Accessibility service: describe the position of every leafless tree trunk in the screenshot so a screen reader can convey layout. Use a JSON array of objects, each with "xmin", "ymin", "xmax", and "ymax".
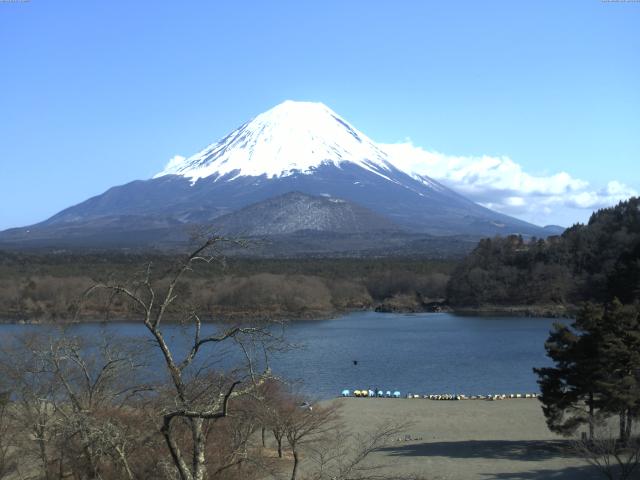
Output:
[
  {"xmin": 282, "ymin": 401, "xmax": 338, "ymax": 480},
  {"xmin": 0, "ymin": 390, "xmax": 17, "ymax": 480},
  {"xmin": 1, "ymin": 334, "xmax": 59, "ymax": 479},
  {"xmin": 0, "ymin": 331, "xmax": 150, "ymax": 480},
  {"xmin": 306, "ymin": 421, "xmax": 414, "ymax": 480},
  {"xmin": 273, "ymin": 428, "xmax": 285, "ymax": 458},
  {"xmin": 291, "ymin": 449, "xmax": 301, "ymax": 480},
  {"xmin": 84, "ymin": 235, "xmax": 276, "ymax": 480}
]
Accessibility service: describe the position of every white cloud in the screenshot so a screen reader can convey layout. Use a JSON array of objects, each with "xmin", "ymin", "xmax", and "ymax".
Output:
[
  {"xmin": 153, "ymin": 155, "xmax": 185, "ymax": 178},
  {"xmin": 380, "ymin": 141, "xmax": 637, "ymax": 227}
]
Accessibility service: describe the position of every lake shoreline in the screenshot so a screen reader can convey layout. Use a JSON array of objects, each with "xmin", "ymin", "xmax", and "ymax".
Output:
[
  {"xmin": 0, "ymin": 302, "xmax": 576, "ymax": 324},
  {"xmin": 451, "ymin": 303, "xmax": 577, "ymax": 319}
]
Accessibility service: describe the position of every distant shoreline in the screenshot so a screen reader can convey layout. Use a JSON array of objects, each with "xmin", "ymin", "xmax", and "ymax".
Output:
[
  {"xmin": 451, "ymin": 304, "xmax": 576, "ymax": 319},
  {"xmin": 0, "ymin": 303, "xmax": 576, "ymax": 325}
]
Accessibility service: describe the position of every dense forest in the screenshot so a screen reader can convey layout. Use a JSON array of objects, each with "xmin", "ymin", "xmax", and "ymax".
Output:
[
  {"xmin": 0, "ymin": 252, "xmax": 455, "ymax": 321},
  {"xmin": 448, "ymin": 197, "xmax": 640, "ymax": 311}
]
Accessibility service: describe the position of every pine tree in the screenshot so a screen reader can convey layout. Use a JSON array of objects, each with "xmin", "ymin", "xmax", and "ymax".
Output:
[
  {"xmin": 534, "ymin": 303, "xmax": 603, "ymax": 439},
  {"xmin": 595, "ymin": 299, "xmax": 640, "ymax": 444},
  {"xmin": 535, "ymin": 300, "xmax": 640, "ymax": 443}
]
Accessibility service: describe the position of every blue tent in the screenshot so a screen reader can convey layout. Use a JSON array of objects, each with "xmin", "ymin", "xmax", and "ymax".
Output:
[
  {"xmin": 393, "ymin": 390, "xmax": 401, "ymax": 398},
  {"xmin": 341, "ymin": 389, "xmax": 350, "ymax": 397}
]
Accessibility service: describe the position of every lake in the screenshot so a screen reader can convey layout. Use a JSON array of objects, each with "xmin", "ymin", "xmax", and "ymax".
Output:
[{"xmin": 0, "ymin": 312, "xmax": 564, "ymax": 399}]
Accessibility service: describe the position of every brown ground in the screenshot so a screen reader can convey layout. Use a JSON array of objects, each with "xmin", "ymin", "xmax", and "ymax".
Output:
[{"xmin": 325, "ymin": 397, "xmax": 601, "ymax": 480}]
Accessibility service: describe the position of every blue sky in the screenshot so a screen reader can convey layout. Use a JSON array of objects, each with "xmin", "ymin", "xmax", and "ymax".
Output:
[{"xmin": 0, "ymin": 0, "xmax": 638, "ymax": 229}]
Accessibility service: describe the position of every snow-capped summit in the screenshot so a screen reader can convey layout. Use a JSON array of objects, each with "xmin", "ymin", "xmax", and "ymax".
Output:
[
  {"xmin": 154, "ymin": 100, "xmax": 394, "ymax": 182},
  {"xmin": 0, "ymin": 100, "xmax": 554, "ymax": 250}
]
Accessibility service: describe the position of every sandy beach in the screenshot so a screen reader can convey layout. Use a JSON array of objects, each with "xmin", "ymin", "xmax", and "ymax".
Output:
[{"xmin": 326, "ymin": 397, "xmax": 600, "ymax": 480}]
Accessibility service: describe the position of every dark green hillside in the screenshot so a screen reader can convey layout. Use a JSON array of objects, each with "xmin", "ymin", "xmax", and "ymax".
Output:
[{"xmin": 447, "ymin": 197, "xmax": 640, "ymax": 309}]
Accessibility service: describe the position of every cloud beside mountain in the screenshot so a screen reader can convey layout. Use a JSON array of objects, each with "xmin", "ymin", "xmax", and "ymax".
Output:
[{"xmin": 381, "ymin": 141, "xmax": 638, "ymax": 227}]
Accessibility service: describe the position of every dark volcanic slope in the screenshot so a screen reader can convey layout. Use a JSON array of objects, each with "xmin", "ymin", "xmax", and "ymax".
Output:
[
  {"xmin": 0, "ymin": 162, "xmax": 548, "ymax": 242},
  {"xmin": 211, "ymin": 191, "xmax": 401, "ymax": 236}
]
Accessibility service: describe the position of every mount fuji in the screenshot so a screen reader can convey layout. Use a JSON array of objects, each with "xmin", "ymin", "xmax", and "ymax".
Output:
[{"xmin": 0, "ymin": 101, "xmax": 556, "ymax": 252}]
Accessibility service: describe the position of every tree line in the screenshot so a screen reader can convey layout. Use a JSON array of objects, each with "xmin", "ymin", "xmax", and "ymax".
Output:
[
  {"xmin": 0, "ymin": 254, "xmax": 453, "ymax": 322},
  {"xmin": 448, "ymin": 197, "xmax": 640, "ymax": 309}
]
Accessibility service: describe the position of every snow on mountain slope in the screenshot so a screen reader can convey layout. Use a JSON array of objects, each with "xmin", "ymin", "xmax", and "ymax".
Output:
[
  {"xmin": 210, "ymin": 191, "xmax": 400, "ymax": 236},
  {"xmin": 155, "ymin": 100, "xmax": 395, "ymax": 183},
  {"xmin": 0, "ymin": 99, "xmax": 554, "ymax": 250}
]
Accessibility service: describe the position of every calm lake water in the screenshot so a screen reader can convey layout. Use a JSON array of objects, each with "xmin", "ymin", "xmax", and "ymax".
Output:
[{"xmin": 0, "ymin": 312, "xmax": 564, "ymax": 399}]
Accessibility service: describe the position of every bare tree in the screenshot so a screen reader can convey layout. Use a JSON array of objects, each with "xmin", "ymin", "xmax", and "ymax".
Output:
[
  {"xmin": 1, "ymin": 333, "xmax": 63, "ymax": 480},
  {"xmin": 250, "ymin": 379, "xmax": 291, "ymax": 458},
  {"xmin": 203, "ymin": 404, "xmax": 260, "ymax": 477},
  {"xmin": 84, "ymin": 235, "xmax": 276, "ymax": 480},
  {"xmin": 0, "ymin": 388, "xmax": 17, "ymax": 479},
  {"xmin": 282, "ymin": 400, "xmax": 338, "ymax": 480},
  {"xmin": 573, "ymin": 422, "xmax": 640, "ymax": 480},
  {"xmin": 0, "ymin": 331, "xmax": 152, "ymax": 480},
  {"xmin": 306, "ymin": 421, "xmax": 414, "ymax": 480},
  {"xmin": 48, "ymin": 335, "xmax": 150, "ymax": 479}
]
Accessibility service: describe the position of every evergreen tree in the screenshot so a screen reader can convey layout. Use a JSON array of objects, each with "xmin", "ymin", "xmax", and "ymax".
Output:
[
  {"xmin": 448, "ymin": 197, "xmax": 640, "ymax": 308},
  {"xmin": 534, "ymin": 303, "xmax": 603, "ymax": 439},
  {"xmin": 535, "ymin": 300, "xmax": 640, "ymax": 443},
  {"xmin": 595, "ymin": 300, "xmax": 640, "ymax": 444}
]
